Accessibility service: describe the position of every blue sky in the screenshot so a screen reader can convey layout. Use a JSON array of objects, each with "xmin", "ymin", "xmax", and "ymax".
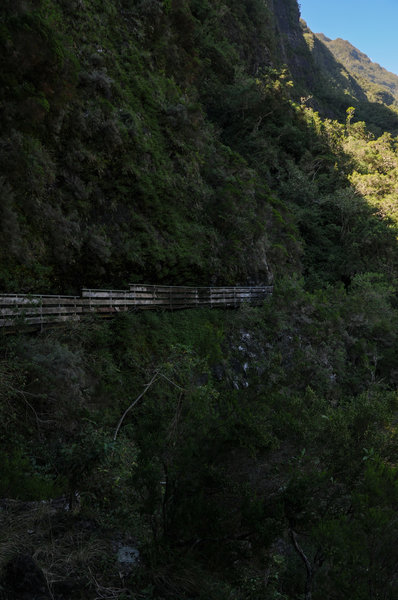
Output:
[{"xmin": 299, "ymin": 0, "xmax": 398, "ymax": 75}]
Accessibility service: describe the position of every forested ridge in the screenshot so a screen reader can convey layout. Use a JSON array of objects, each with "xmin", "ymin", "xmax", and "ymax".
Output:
[
  {"xmin": 1, "ymin": 1, "xmax": 398, "ymax": 598},
  {"xmin": 316, "ymin": 32, "xmax": 398, "ymax": 106}
]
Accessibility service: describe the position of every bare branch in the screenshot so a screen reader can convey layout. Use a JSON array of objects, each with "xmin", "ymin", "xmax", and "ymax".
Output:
[
  {"xmin": 113, "ymin": 371, "xmax": 188, "ymax": 442},
  {"xmin": 113, "ymin": 372, "xmax": 159, "ymax": 441},
  {"xmin": 289, "ymin": 529, "xmax": 313, "ymax": 600},
  {"xmin": 157, "ymin": 372, "xmax": 186, "ymax": 391}
]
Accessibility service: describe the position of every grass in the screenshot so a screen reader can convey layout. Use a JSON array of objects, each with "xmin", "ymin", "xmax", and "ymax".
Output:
[{"xmin": 0, "ymin": 498, "xmax": 126, "ymax": 599}]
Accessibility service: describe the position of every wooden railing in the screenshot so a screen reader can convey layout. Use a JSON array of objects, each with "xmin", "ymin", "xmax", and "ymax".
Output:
[{"xmin": 0, "ymin": 284, "xmax": 273, "ymax": 329}]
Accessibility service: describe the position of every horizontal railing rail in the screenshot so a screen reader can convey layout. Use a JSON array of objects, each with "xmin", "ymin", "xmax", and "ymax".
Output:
[{"xmin": 0, "ymin": 284, "xmax": 273, "ymax": 329}]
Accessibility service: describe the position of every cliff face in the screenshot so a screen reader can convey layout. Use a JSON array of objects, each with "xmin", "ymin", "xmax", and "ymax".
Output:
[
  {"xmin": 270, "ymin": 0, "xmax": 315, "ymax": 88},
  {"xmin": 267, "ymin": 3, "xmax": 398, "ymax": 131}
]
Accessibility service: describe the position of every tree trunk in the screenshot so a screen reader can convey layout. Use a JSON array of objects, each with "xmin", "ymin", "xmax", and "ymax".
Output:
[{"xmin": 289, "ymin": 529, "xmax": 313, "ymax": 600}]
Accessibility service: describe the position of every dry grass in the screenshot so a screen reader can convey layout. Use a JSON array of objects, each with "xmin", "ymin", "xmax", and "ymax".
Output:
[
  {"xmin": 0, "ymin": 499, "xmax": 53, "ymax": 566},
  {"xmin": 0, "ymin": 499, "xmax": 126, "ymax": 599}
]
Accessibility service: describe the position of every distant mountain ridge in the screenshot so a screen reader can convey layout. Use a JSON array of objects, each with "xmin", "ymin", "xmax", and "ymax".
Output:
[
  {"xmin": 315, "ymin": 33, "xmax": 398, "ymax": 105},
  {"xmin": 295, "ymin": 20, "xmax": 398, "ymax": 134}
]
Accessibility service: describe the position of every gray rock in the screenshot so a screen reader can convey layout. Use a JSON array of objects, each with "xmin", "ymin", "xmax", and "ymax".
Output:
[
  {"xmin": 116, "ymin": 545, "xmax": 140, "ymax": 575},
  {"xmin": 117, "ymin": 546, "xmax": 139, "ymax": 566}
]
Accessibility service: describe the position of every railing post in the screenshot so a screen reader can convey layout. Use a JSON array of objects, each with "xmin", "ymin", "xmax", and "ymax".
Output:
[{"xmin": 131, "ymin": 285, "xmax": 136, "ymax": 308}]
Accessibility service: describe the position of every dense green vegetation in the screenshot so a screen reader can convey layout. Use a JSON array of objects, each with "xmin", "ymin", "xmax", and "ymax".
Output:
[
  {"xmin": 1, "ymin": 1, "xmax": 398, "ymax": 599},
  {"xmin": 301, "ymin": 22, "xmax": 398, "ymax": 135},
  {"xmin": 2, "ymin": 280, "xmax": 398, "ymax": 599},
  {"xmin": 317, "ymin": 33, "xmax": 398, "ymax": 105},
  {"xmin": 0, "ymin": 0, "xmax": 281, "ymax": 291}
]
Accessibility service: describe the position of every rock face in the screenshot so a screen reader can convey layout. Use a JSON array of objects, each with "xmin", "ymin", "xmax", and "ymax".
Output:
[
  {"xmin": 1, "ymin": 554, "xmax": 51, "ymax": 600},
  {"xmin": 271, "ymin": 0, "xmax": 315, "ymax": 87}
]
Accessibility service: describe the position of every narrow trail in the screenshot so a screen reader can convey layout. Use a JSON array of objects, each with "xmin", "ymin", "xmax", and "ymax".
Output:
[{"xmin": 0, "ymin": 283, "xmax": 273, "ymax": 330}]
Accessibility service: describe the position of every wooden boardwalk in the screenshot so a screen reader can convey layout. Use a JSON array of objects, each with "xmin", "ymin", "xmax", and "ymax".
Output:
[{"xmin": 0, "ymin": 284, "xmax": 273, "ymax": 329}]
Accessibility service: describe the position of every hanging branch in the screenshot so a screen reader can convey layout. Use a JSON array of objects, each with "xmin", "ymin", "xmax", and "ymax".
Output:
[
  {"xmin": 289, "ymin": 529, "xmax": 314, "ymax": 600},
  {"xmin": 113, "ymin": 372, "xmax": 159, "ymax": 441},
  {"xmin": 113, "ymin": 371, "xmax": 187, "ymax": 442}
]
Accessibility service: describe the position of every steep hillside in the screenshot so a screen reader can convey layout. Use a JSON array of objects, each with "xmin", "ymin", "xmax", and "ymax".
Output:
[
  {"xmin": 0, "ymin": 0, "xmax": 283, "ymax": 292},
  {"xmin": 1, "ymin": 0, "xmax": 397, "ymax": 294},
  {"xmin": 2, "ymin": 2, "xmax": 398, "ymax": 600},
  {"xmin": 317, "ymin": 33, "xmax": 398, "ymax": 105},
  {"xmin": 301, "ymin": 22, "xmax": 398, "ymax": 134}
]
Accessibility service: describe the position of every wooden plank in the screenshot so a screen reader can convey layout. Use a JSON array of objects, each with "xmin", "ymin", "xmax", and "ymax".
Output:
[
  {"xmin": 127, "ymin": 286, "xmax": 157, "ymax": 294},
  {"xmin": 0, "ymin": 306, "xmax": 83, "ymax": 317},
  {"xmin": 164, "ymin": 292, "xmax": 199, "ymax": 297},
  {"xmin": 81, "ymin": 291, "xmax": 128, "ymax": 298},
  {"xmin": 0, "ymin": 296, "xmax": 81, "ymax": 306},
  {"xmin": 82, "ymin": 288, "xmax": 130, "ymax": 293},
  {"xmin": 208, "ymin": 294, "xmax": 242, "ymax": 299},
  {"xmin": 2, "ymin": 304, "xmax": 83, "ymax": 313},
  {"xmin": 0, "ymin": 294, "xmax": 78, "ymax": 299},
  {"xmin": 81, "ymin": 298, "xmax": 152, "ymax": 306},
  {"xmin": 83, "ymin": 292, "xmax": 155, "ymax": 300},
  {"xmin": 167, "ymin": 294, "xmax": 202, "ymax": 298},
  {"xmin": 156, "ymin": 286, "xmax": 198, "ymax": 290},
  {"xmin": 0, "ymin": 315, "xmax": 81, "ymax": 326},
  {"xmin": 129, "ymin": 285, "xmax": 190, "ymax": 291}
]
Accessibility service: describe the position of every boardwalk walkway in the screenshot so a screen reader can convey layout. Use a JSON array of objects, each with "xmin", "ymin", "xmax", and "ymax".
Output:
[{"xmin": 0, "ymin": 284, "xmax": 273, "ymax": 329}]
